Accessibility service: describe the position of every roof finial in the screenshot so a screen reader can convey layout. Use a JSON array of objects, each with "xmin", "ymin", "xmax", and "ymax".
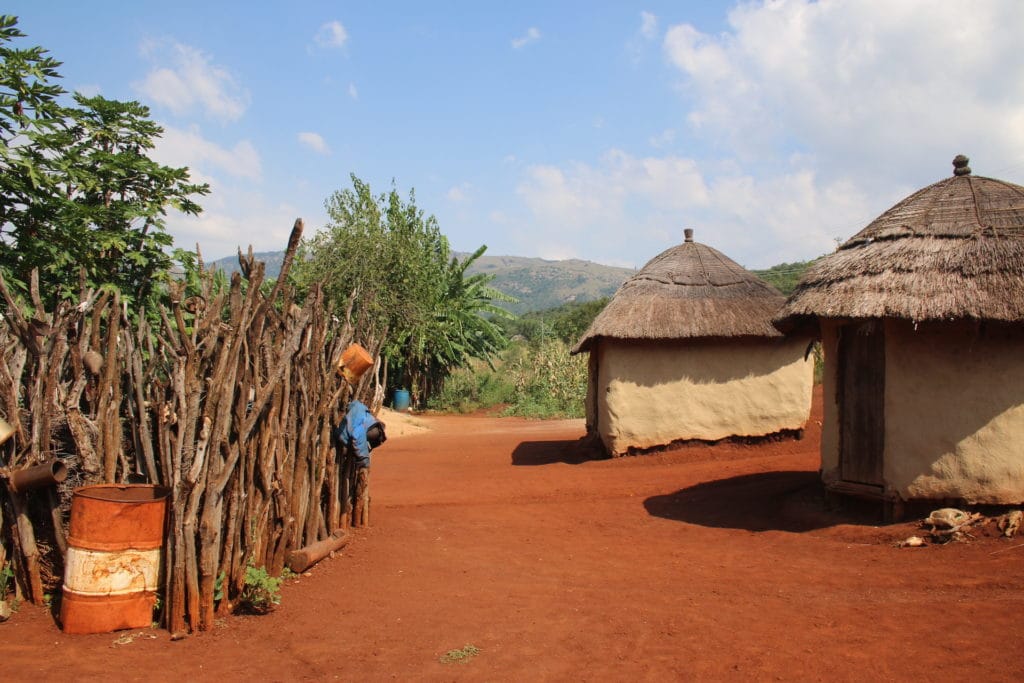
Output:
[
  {"xmin": 684, "ymin": 228, "xmax": 694, "ymax": 243},
  {"xmin": 953, "ymin": 154, "xmax": 971, "ymax": 177}
]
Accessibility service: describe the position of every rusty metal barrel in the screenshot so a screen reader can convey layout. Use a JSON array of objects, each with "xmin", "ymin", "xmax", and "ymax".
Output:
[{"xmin": 60, "ymin": 484, "xmax": 170, "ymax": 634}]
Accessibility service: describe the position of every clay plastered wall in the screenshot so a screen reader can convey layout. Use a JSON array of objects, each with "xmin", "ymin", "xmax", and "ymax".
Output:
[
  {"xmin": 595, "ymin": 338, "xmax": 813, "ymax": 455},
  {"xmin": 883, "ymin": 320, "xmax": 1024, "ymax": 504}
]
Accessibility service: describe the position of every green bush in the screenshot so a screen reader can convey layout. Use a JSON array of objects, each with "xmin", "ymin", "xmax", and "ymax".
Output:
[
  {"xmin": 502, "ymin": 339, "xmax": 586, "ymax": 418},
  {"xmin": 428, "ymin": 359, "xmax": 516, "ymax": 413},
  {"xmin": 238, "ymin": 564, "xmax": 284, "ymax": 614},
  {"xmin": 429, "ymin": 339, "xmax": 586, "ymax": 418}
]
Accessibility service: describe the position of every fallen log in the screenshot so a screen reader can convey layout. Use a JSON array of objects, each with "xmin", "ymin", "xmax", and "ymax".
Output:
[{"xmin": 286, "ymin": 529, "xmax": 349, "ymax": 573}]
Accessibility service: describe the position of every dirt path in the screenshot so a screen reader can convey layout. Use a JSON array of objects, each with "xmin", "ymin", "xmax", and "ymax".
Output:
[{"xmin": 3, "ymin": 390, "xmax": 1023, "ymax": 681}]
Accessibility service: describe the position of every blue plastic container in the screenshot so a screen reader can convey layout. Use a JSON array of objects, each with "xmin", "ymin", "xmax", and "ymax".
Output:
[{"xmin": 393, "ymin": 388, "xmax": 411, "ymax": 412}]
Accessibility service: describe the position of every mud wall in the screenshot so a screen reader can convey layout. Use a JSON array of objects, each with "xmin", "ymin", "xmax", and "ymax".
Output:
[
  {"xmin": 885, "ymin": 320, "xmax": 1024, "ymax": 503},
  {"xmin": 820, "ymin": 319, "xmax": 1024, "ymax": 504},
  {"xmin": 593, "ymin": 337, "xmax": 813, "ymax": 455}
]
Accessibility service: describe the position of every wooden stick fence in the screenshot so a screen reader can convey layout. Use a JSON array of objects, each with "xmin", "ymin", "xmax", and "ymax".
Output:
[{"xmin": 0, "ymin": 219, "xmax": 380, "ymax": 632}]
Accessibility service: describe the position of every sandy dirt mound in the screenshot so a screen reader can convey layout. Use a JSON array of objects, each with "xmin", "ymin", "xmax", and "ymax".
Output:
[{"xmin": 375, "ymin": 407, "xmax": 430, "ymax": 438}]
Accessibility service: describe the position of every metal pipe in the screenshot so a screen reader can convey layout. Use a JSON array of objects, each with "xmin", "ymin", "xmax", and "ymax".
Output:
[{"xmin": 9, "ymin": 460, "xmax": 68, "ymax": 493}]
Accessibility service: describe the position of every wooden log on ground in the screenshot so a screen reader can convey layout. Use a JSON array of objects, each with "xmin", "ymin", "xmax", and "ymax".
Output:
[{"xmin": 286, "ymin": 529, "xmax": 349, "ymax": 573}]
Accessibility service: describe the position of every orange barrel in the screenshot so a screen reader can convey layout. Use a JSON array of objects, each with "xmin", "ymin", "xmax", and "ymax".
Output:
[
  {"xmin": 336, "ymin": 343, "xmax": 374, "ymax": 383},
  {"xmin": 60, "ymin": 484, "xmax": 170, "ymax": 634}
]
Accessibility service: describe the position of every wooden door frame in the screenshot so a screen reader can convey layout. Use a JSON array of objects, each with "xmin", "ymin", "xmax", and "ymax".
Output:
[{"xmin": 836, "ymin": 321, "xmax": 886, "ymax": 487}]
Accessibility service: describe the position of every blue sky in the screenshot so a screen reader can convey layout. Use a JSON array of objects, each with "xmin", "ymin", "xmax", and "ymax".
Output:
[{"xmin": 8, "ymin": 1, "xmax": 1024, "ymax": 268}]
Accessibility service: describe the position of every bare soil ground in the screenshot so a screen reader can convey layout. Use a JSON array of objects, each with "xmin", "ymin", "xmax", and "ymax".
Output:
[{"xmin": 3, "ymin": 388, "xmax": 1023, "ymax": 681}]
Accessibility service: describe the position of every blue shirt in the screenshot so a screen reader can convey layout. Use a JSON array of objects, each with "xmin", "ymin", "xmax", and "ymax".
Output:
[{"xmin": 336, "ymin": 400, "xmax": 379, "ymax": 468}]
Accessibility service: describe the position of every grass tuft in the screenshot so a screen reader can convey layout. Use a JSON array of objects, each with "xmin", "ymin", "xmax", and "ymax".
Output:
[{"xmin": 439, "ymin": 644, "xmax": 481, "ymax": 664}]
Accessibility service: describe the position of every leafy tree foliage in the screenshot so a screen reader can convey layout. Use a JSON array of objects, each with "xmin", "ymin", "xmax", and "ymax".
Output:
[
  {"xmin": 0, "ymin": 16, "xmax": 208, "ymax": 310},
  {"xmin": 751, "ymin": 260, "xmax": 815, "ymax": 296},
  {"xmin": 294, "ymin": 175, "xmax": 511, "ymax": 404},
  {"xmin": 499, "ymin": 296, "xmax": 609, "ymax": 346}
]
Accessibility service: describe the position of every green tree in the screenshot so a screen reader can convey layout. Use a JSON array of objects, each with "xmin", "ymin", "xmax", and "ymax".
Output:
[
  {"xmin": 418, "ymin": 246, "xmax": 515, "ymax": 397},
  {"xmin": 499, "ymin": 296, "xmax": 608, "ymax": 346},
  {"xmin": 0, "ymin": 16, "xmax": 208, "ymax": 310},
  {"xmin": 295, "ymin": 175, "xmax": 510, "ymax": 404},
  {"xmin": 751, "ymin": 260, "xmax": 815, "ymax": 296},
  {"xmin": 0, "ymin": 15, "xmax": 66, "ymax": 268}
]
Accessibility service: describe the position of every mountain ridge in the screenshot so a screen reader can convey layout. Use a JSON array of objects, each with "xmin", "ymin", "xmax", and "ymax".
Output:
[
  {"xmin": 207, "ymin": 250, "xmax": 635, "ymax": 314},
  {"xmin": 206, "ymin": 249, "xmax": 815, "ymax": 313}
]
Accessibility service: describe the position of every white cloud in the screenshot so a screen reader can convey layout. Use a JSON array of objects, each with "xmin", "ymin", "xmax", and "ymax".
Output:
[
  {"xmin": 514, "ymin": 150, "xmax": 715, "ymax": 262},
  {"xmin": 135, "ymin": 43, "xmax": 249, "ymax": 122},
  {"xmin": 648, "ymin": 129, "xmax": 676, "ymax": 149},
  {"xmin": 627, "ymin": 11, "xmax": 660, "ymax": 63},
  {"xmin": 640, "ymin": 11, "xmax": 658, "ymax": 40},
  {"xmin": 348, "ymin": 83, "xmax": 358, "ymax": 100},
  {"xmin": 519, "ymin": 150, "xmax": 709, "ymax": 220},
  {"xmin": 148, "ymin": 126, "xmax": 305, "ymax": 259},
  {"xmin": 662, "ymin": 0, "xmax": 1024, "ymax": 188},
  {"xmin": 512, "ymin": 148, "xmax": 878, "ymax": 268},
  {"xmin": 75, "ymin": 84, "xmax": 102, "ymax": 97},
  {"xmin": 490, "ymin": 0, "xmax": 1024, "ymax": 268},
  {"xmin": 315, "ymin": 21, "xmax": 348, "ymax": 48},
  {"xmin": 154, "ymin": 125, "xmax": 262, "ymax": 181},
  {"xmin": 297, "ymin": 131, "xmax": 331, "ymax": 155},
  {"xmin": 511, "ymin": 27, "xmax": 541, "ymax": 49},
  {"xmin": 167, "ymin": 190, "xmax": 307, "ymax": 261},
  {"xmin": 446, "ymin": 183, "xmax": 471, "ymax": 202}
]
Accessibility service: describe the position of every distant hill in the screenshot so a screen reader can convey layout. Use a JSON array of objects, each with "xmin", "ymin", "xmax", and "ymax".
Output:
[
  {"xmin": 750, "ymin": 260, "xmax": 816, "ymax": 296},
  {"xmin": 208, "ymin": 250, "xmax": 287, "ymax": 280},
  {"xmin": 459, "ymin": 253, "xmax": 633, "ymax": 314},
  {"xmin": 207, "ymin": 249, "xmax": 815, "ymax": 313},
  {"xmin": 208, "ymin": 250, "xmax": 634, "ymax": 314}
]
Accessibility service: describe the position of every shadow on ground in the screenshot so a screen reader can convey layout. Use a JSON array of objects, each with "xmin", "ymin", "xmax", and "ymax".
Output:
[
  {"xmin": 644, "ymin": 470, "xmax": 886, "ymax": 532},
  {"xmin": 511, "ymin": 438, "xmax": 606, "ymax": 466}
]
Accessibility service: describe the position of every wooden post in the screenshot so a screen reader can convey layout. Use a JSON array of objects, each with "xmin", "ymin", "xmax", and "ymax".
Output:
[{"xmin": 353, "ymin": 467, "xmax": 370, "ymax": 528}]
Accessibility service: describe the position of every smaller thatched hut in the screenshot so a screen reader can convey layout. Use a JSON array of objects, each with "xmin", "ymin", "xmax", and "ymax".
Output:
[
  {"xmin": 573, "ymin": 229, "xmax": 813, "ymax": 456},
  {"xmin": 776, "ymin": 155, "xmax": 1024, "ymax": 510}
]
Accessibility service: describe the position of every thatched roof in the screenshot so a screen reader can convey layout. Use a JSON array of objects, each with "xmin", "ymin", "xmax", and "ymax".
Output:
[
  {"xmin": 776, "ymin": 156, "xmax": 1024, "ymax": 332},
  {"xmin": 572, "ymin": 229, "xmax": 786, "ymax": 354}
]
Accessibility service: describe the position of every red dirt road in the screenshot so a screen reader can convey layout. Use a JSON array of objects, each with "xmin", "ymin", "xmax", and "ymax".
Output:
[{"xmin": 3, "ymin": 389, "xmax": 1023, "ymax": 681}]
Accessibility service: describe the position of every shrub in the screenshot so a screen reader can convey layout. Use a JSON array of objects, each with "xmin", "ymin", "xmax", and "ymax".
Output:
[
  {"xmin": 428, "ymin": 360, "xmax": 515, "ymax": 413},
  {"xmin": 237, "ymin": 564, "xmax": 284, "ymax": 614},
  {"xmin": 502, "ymin": 339, "xmax": 586, "ymax": 419},
  {"xmin": 428, "ymin": 339, "xmax": 586, "ymax": 418}
]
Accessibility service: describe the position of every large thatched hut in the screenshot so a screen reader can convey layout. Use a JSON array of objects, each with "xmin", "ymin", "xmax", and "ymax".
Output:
[
  {"xmin": 776, "ymin": 156, "xmax": 1024, "ymax": 509},
  {"xmin": 572, "ymin": 229, "xmax": 813, "ymax": 456}
]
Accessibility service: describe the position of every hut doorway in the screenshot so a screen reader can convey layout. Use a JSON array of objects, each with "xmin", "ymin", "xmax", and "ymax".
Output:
[{"xmin": 837, "ymin": 322, "xmax": 885, "ymax": 486}]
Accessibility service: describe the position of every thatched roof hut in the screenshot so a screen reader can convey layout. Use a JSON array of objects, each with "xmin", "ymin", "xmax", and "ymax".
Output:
[
  {"xmin": 778, "ymin": 155, "xmax": 1024, "ymax": 330},
  {"xmin": 776, "ymin": 156, "xmax": 1024, "ymax": 511},
  {"xmin": 574, "ymin": 229, "xmax": 813, "ymax": 456},
  {"xmin": 574, "ymin": 230, "xmax": 788, "ymax": 350}
]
